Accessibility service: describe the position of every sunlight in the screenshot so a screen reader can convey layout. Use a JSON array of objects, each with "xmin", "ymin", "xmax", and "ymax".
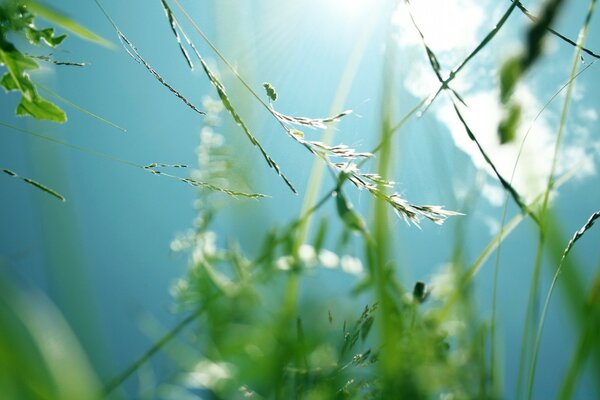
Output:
[{"xmin": 328, "ymin": 0, "xmax": 373, "ymax": 21}]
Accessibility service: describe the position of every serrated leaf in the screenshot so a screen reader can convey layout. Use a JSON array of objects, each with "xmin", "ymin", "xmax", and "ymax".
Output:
[
  {"xmin": 25, "ymin": 26, "xmax": 67, "ymax": 47},
  {"xmin": 17, "ymin": 95, "xmax": 67, "ymax": 123},
  {"xmin": 263, "ymin": 82, "xmax": 277, "ymax": 102}
]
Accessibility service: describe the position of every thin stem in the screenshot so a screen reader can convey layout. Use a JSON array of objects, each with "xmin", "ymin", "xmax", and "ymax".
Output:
[
  {"xmin": 102, "ymin": 304, "xmax": 210, "ymax": 396},
  {"xmin": 523, "ymin": 2, "xmax": 596, "ymax": 398}
]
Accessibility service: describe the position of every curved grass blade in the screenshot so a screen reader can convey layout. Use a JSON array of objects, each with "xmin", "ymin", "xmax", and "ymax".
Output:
[
  {"xmin": 2, "ymin": 168, "xmax": 65, "ymax": 201},
  {"xmin": 440, "ymin": 165, "xmax": 579, "ymax": 319},
  {"xmin": 103, "ymin": 303, "xmax": 213, "ymax": 396},
  {"xmin": 450, "ymin": 98, "xmax": 540, "ymax": 225},
  {"xmin": 513, "ymin": 0, "xmax": 600, "ymax": 60},
  {"xmin": 159, "ymin": 0, "xmax": 193, "ymax": 69},
  {"xmin": 528, "ymin": 211, "xmax": 600, "ymax": 398},
  {"xmin": 522, "ymin": 2, "xmax": 596, "ymax": 395},
  {"xmin": 93, "ymin": 0, "xmax": 205, "ymax": 116}
]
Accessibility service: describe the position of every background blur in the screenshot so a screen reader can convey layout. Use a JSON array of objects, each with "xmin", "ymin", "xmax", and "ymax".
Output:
[{"xmin": 1, "ymin": 0, "xmax": 599, "ymax": 398}]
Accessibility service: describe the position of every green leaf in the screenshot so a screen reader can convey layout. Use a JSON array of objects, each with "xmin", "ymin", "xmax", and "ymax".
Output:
[
  {"xmin": 0, "ymin": 45, "xmax": 39, "ymax": 71},
  {"xmin": 17, "ymin": 95, "xmax": 67, "ymax": 123},
  {"xmin": 335, "ymin": 190, "xmax": 366, "ymax": 232},
  {"xmin": 498, "ymin": 103, "xmax": 521, "ymax": 144},
  {"xmin": 263, "ymin": 82, "xmax": 277, "ymax": 102},
  {"xmin": 25, "ymin": 1, "xmax": 113, "ymax": 48},
  {"xmin": 0, "ymin": 73, "xmax": 19, "ymax": 92},
  {"xmin": 25, "ymin": 26, "xmax": 67, "ymax": 47},
  {"xmin": 499, "ymin": 56, "xmax": 522, "ymax": 103}
]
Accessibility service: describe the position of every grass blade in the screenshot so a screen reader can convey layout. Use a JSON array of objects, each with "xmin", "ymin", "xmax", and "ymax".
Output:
[
  {"xmin": 158, "ymin": 0, "xmax": 193, "ymax": 69},
  {"xmin": 514, "ymin": 0, "xmax": 600, "ymax": 60},
  {"xmin": 35, "ymin": 81, "xmax": 127, "ymax": 133}
]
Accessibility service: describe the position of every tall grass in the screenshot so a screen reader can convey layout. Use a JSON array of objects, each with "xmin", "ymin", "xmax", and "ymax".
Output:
[{"xmin": 1, "ymin": 0, "xmax": 599, "ymax": 399}]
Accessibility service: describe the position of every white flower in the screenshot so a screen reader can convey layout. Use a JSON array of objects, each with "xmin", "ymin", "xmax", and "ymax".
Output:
[
  {"xmin": 341, "ymin": 255, "xmax": 363, "ymax": 275},
  {"xmin": 299, "ymin": 244, "xmax": 317, "ymax": 265},
  {"xmin": 276, "ymin": 256, "xmax": 293, "ymax": 271},
  {"xmin": 430, "ymin": 264, "xmax": 456, "ymax": 300},
  {"xmin": 318, "ymin": 249, "xmax": 339, "ymax": 268},
  {"xmin": 185, "ymin": 360, "xmax": 232, "ymax": 389}
]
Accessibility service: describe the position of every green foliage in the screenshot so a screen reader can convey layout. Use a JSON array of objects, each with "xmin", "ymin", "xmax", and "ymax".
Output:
[
  {"xmin": 0, "ymin": 1, "xmax": 108, "ymax": 123},
  {"xmin": 0, "ymin": 276, "xmax": 100, "ymax": 399},
  {"xmin": 263, "ymin": 81, "xmax": 278, "ymax": 102},
  {"xmin": 0, "ymin": 2, "xmax": 65, "ymax": 122}
]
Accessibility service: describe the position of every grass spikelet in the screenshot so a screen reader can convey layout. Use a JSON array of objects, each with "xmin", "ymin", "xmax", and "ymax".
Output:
[
  {"xmin": 156, "ymin": 0, "xmax": 297, "ymax": 193},
  {"xmin": 28, "ymin": 54, "xmax": 87, "ymax": 67},
  {"xmin": 143, "ymin": 164, "xmax": 266, "ymax": 199},
  {"xmin": 93, "ymin": 0, "xmax": 205, "ymax": 116},
  {"xmin": 272, "ymin": 109, "xmax": 352, "ymax": 130},
  {"xmin": 562, "ymin": 211, "xmax": 600, "ymax": 260},
  {"xmin": 308, "ymin": 141, "xmax": 372, "ymax": 160},
  {"xmin": 335, "ymin": 163, "xmax": 460, "ymax": 227},
  {"xmin": 2, "ymin": 168, "xmax": 65, "ymax": 201},
  {"xmin": 166, "ymin": 0, "xmax": 458, "ymax": 227},
  {"xmin": 197, "ymin": 58, "xmax": 297, "ymax": 194},
  {"xmin": 159, "ymin": 0, "xmax": 193, "ymax": 69}
]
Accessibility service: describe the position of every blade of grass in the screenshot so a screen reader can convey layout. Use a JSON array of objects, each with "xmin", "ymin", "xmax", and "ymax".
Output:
[
  {"xmin": 34, "ymin": 81, "xmax": 127, "ymax": 133},
  {"xmin": 513, "ymin": 0, "xmax": 600, "ymax": 60},
  {"xmin": 0, "ymin": 120, "xmax": 264, "ymax": 198},
  {"xmin": 440, "ymin": 165, "xmax": 580, "ymax": 319},
  {"xmin": 450, "ymin": 99, "xmax": 540, "ymax": 225},
  {"xmin": 521, "ymin": 1, "xmax": 595, "ymax": 397},
  {"xmin": 103, "ymin": 303, "xmax": 211, "ymax": 396},
  {"xmin": 528, "ymin": 211, "xmax": 600, "ymax": 398},
  {"xmin": 558, "ymin": 259, "xmax": 600, "ymax": 399},
  {"xmin": 489, "ymin": 57, "xmax": 595, "ymax": 396}
]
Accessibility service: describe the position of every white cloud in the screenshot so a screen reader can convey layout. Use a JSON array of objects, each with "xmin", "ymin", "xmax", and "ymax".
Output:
[{"xmin": 392, "ymin": 0, "xmax": 598, "ymax": 205}]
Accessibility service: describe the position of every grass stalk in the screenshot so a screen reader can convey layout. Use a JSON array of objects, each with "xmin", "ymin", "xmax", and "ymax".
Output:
[{"xmin": 524, "ymin": 2, "xmax": 596, "ymax": 398}]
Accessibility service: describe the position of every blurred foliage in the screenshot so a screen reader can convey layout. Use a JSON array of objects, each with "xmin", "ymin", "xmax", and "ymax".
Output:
[{"xmin": 0, "ymin": 275, "xmax": 100, "ymax": 399}]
